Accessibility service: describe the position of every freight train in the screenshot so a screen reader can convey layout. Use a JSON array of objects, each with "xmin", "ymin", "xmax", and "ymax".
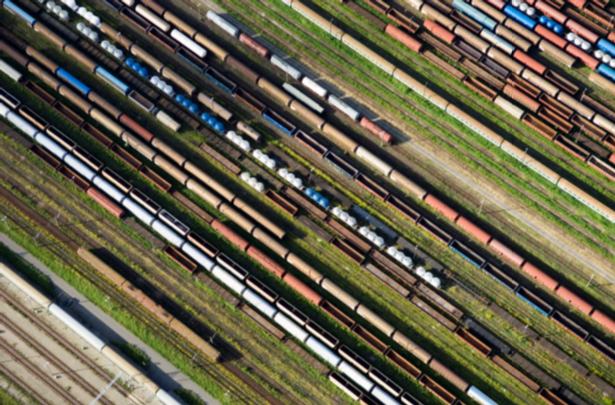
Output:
[
  {"xmin": 7, "ymin": 0, "xmax": 607, "ymax": 376},
  {"xmin": 140, "ymin": 0, "xmax": 615, "ymax": 339},
  {"xmin": 7, "ymin": 0, "xmax": 615, "ymax": 392},
  {"xmin": 320, "ymin": 0, "xmax": 615, "ymax": 196},
  {"xmin": 4, "ymin": 74, "xmax": 602, "ymax": 405},
  {"xmin": 15, "ymin": 0, "xmax": 615, "ymax": 360},
  {"xmin": 0, "ymin": 9, "xmax": 612, "ymax": 400},
  {"xmin": 267, "ymin": 0, "xmax": 615, "ymax": 323},
  {"xmin": 276, "ymin": 1, "xmax": 615, "ymax": 220},
  {"xmin": 0, "ymin": 87, "xmax": 506, "ymax": 405}
]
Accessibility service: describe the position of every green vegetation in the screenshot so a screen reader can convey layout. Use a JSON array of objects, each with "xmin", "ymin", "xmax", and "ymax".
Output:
[
  {"xmin": 175, "ymin": 389, "xmax": 208, "ymax": 405},
  {"xmin": 3, "ymin": 7, "xmax": 614, "ymax": 404},
  {"xmin": 217, "ymin": 0, "xmax": 615, "ymax": 315},
  {"xmin": 0, "ymin": 27, "xmax": 362, "ymax": 396},
  {"xmin": 223, "ymin": 0, "xmax": 615, "ymax": 243},
  {"xmin": 0, "ymin": 374, "xmax": 32, "ymax": 405},
  {"xmin": 112, "ymin": 342, "xmax": 151, "ymax": 370},
  {"xmin": 0, "ymin": 188, "xmax": 247, "ymax": 404},
  {"xmin": 0, "ymin": 243, "xmax": 53, "ymax": 295},
  {"xmin": 0, "ymin": 388, "xmax": 27, "ymax": 405}
]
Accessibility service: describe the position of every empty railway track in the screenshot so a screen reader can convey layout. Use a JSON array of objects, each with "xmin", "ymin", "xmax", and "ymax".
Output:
[
  {"xmin": 0, "ymin": 337, "xmax": 82, "ymax": 405},
  {"xmin": 0, "ymin": 313, "xmax": 119, "ymax": 405}
]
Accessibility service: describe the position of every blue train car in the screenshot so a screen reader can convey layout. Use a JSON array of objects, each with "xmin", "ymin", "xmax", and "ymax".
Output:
[
  {"xmin": 57, "ymin": 69, "xmax": 91, "ymax": 96},
  {"xmin": 597, "ymin": 63, "xmax": 615, "ymax": 81},
  {"xmin": 95, "ymin": 67, "xmax": 130, "ymax": 95},
  {"xmin": 597, "ymin": 39, "xmax": 615, "ymax": 58},
  {"xmin": 263, "ymin": 108, "xmax": 296, "ymax": 135},
  {"xmin": 453, "ymin": 0, "xmax": 498, "ymax": 31},
  {"xmin": 3, "ymin": 0, "xmax": 36, "ymax": 27},
  {"xmin": 504, "ymin": 5, "xmax": 536, "ymax": 29}
]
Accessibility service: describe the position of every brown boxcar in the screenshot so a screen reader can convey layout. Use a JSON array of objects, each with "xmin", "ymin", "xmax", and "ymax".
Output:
[
  {"xmin": 282, "ymin": 273, "xmax": 322, "ymax": 305},
  {"xmin": 424, "ymin": 194, "xmax": 460, "ymax": 221},
  {"xmin": 521, "ymin": 262, "xmax": 559, "ymax": 290},
  {"xmin": 455, "ymin": 216, "xmax": 492, "ymax": 244},
  {"xmin": 87, "ymin": 187, "xmax": 125, "ymax": 218},
  {"xmin": 535, "ymin": 25, "xmax": 567, "ymax": 48},
  {"xmin": 238, "ymin": 33, "xmax": 270, "ymax": 58},
  {"xmin": 428, "ymin": 358, "xmax": 470, "ymax": 392},
  {"xmin": 488, "ymin": 239, "xmax": 524, "ymax": 266},
  {"xmin": 555, "ymin": 286, "xmax": 593, "ymax": 314},
  {"xmin": 210, "ymin": 219, "xmax": 250, "ymax": 250},
  {"xmin": 590, "ymin": 309, "xmax": 615, "ymax": 335},
  {"xmin": 246, "ymin": 245, "xmax": 286, "ymax": 277},
  {"xmin": 565, "ymin": 44, "xmax": 599, "ymax": 69},
  {"xmin": 385, "ymin": 24, "xmax": 423, "ymax": 52}
]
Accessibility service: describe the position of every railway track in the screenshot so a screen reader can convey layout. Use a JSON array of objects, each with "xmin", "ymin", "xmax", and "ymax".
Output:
[
  {"xmin": 197, "ymin": 0, "xmax": 615, "ymax": 309},
  {"xmin": 38, "ymin": 1, "xmax": 615, "ymax": 386},
  {"xmin": 0, "ymin": 313, "xmax": 118, "ymax": 405},
  {"xmin": 61, "ymin": 0, "xmax": 615, "ymax": 319},
  {"xmin": 0, "ymin": 360, "xmax": 51, "ymax": 405},
  {"xmin": 0, "ymin": 336, "xmax": 82, "ymax": 405},
  {"xmin": 0, "ymin": 142, "xmax": 299, "ymax": 405},
  {"xmin": 325, "ymin": 0, "xmax": 615, "ymax": 196},
  {"xmin": 228, "ymin": 0, "xmax": 615, "ymax": 236},
  {"xmin": 0, "ymin": 288, "xmax": 137, "ymax": 404},
  {"xmin": 4, "ymin": 3, "xmax": 615, "ymax": 400}
]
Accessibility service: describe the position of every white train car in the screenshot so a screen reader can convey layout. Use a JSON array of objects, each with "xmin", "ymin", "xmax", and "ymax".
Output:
[
  {"xmin": 171, "ymin": 29, "xmax": 207, "ymax": 58},
  {"xmin": 328, "ymin": 95, "xmax": 360, "ymax": 121},
  {"xmin": 270, "ymin": 54, "xmax": 302, "ymax": 80},
  {"xmin": 0, "ymin": 59, "xmax": 23, "ymax": 82},
  {"xmin": 301, "ymin": 76, "xmax": 327, "ymax": 98},
  {"xmin": 206, "ymin": 11, "xmax": 240, "ymax": 38},
  {"xmin": 136, "ymin": 5, "xmax": 171, "ymax": 32},
  {"xmin": 283, "ymin": 83, "xmax": 324, "ymax": 113}
]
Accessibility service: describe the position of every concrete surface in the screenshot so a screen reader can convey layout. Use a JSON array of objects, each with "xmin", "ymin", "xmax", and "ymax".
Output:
[{"xmin": 0, "ymin": 232, "xmax": 221, "ymax": 405}]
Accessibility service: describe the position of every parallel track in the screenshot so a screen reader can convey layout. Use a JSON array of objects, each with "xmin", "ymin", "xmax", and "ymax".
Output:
[
  {"xmin": 0, "ymin": 147, "xmax": 291, "ymax": 405},
  {"xmin": 0, "ymin": 291, "xmax": 137, "ymax": 404},
  {"xmin": 0, "ymin": 313, "xmax": 117, "ymax": 405},
  {"xmin": 0, "ymin": 361, "xmax": 51, "ymax": 405},
  {"xmin": 205, "ymin": 0, "xmax": 615, "ymax": 277},
  {"xmin": 0, "ymin": 338, "xmax": 81, "ymax": 405}
]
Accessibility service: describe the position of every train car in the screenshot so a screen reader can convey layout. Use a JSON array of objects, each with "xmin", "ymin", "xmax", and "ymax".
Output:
[
  {"xmin": 557, "ymin": 178, "xmax": 615, "ymax": 222},
  {"xmin": 206, "ymin": 11, "xmax": 240, "ymax": 38},
  {"xmin": 136, "ymin": 5, "xmax": 171, "ymax": 32},
  {"xmin": 328, "ymin": 95, "xmax": 360, "ymax": 121},
  {"xmin": 270, "ymin": 54, "xmax": 302, "ymax": 80},
  {"xmin": 170, "ymin": 29, "xmax": 207, "ymax": 58},
  {"xmin": 158, "ymin": 209, "xmax": 190, "ymax": 236},
  {"xmin": 239, "ymin": 33, "xmax": 270, "ymax": 58}
]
